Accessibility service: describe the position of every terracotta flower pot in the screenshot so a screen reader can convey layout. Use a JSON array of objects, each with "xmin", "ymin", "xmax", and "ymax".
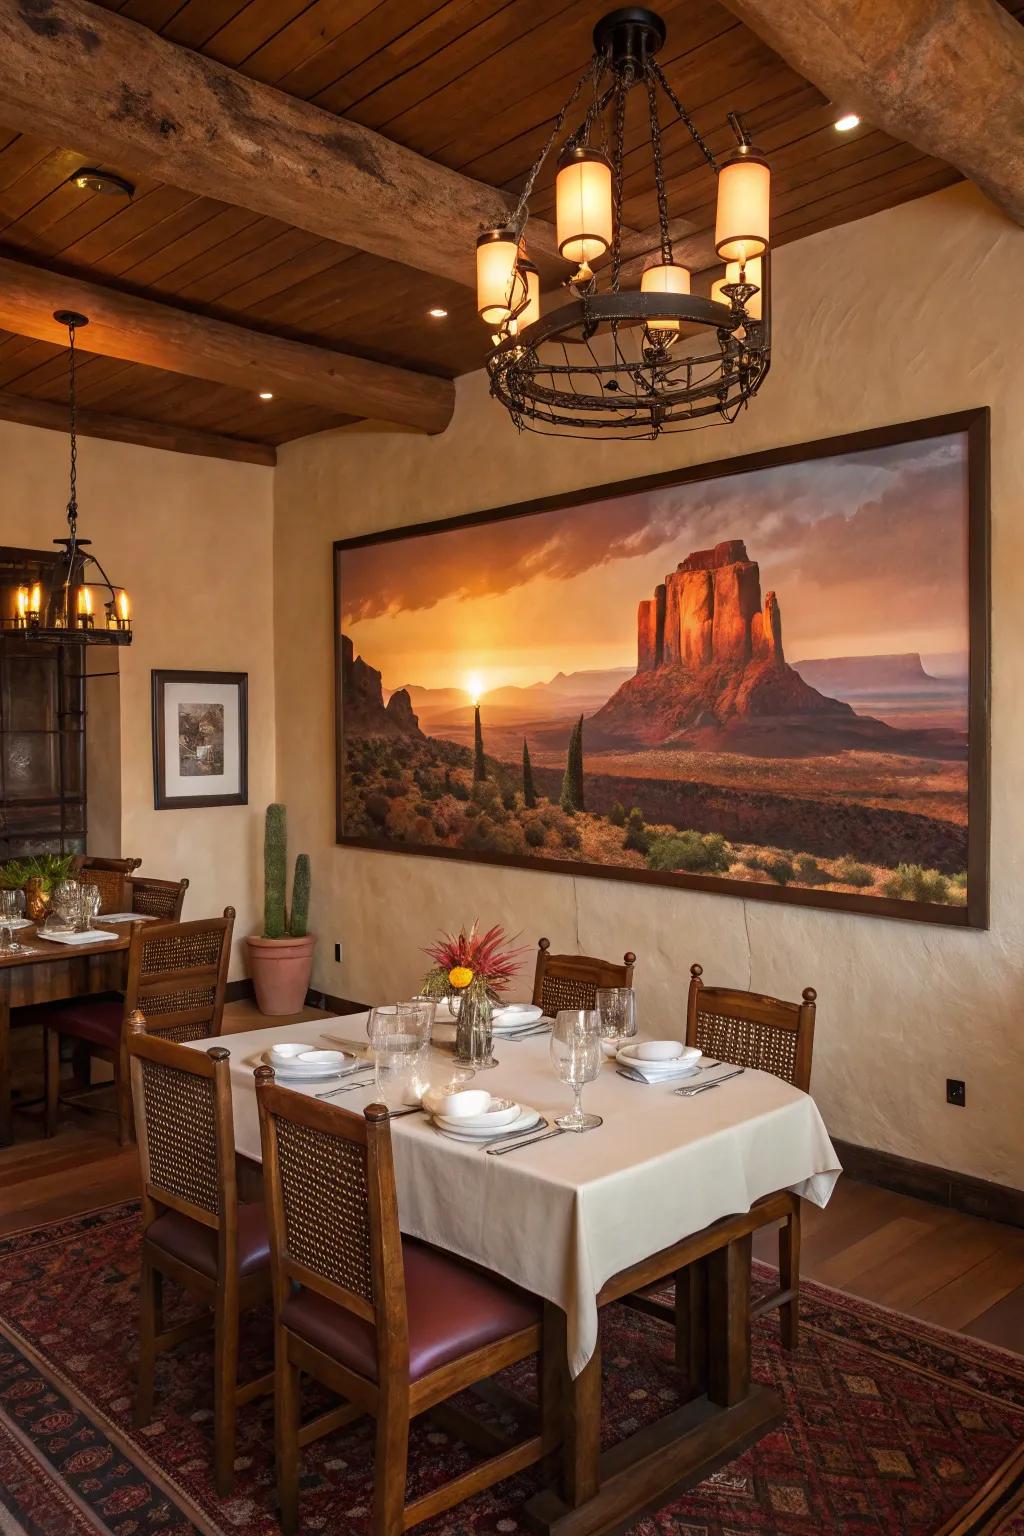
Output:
[
  {"xmin": 246, "ymin": 933, "xmax": 317, "ymax": 1016},
  {"xmin": 24, "ymin": 878, "xmax": 50, "ymax": 921}
]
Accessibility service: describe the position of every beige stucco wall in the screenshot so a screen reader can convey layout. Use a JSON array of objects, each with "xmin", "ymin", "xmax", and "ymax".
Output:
[
  {"xmin": 0, "ymin": 421, "xmax": 275, "ymax": 976},
  {"xmin": 273, "ymin": 181, "xmax": 1024, "ymax": 1188}
]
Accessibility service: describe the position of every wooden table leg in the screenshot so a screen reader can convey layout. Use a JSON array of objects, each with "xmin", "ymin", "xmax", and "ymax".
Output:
[
  {"xmin": 543, "ymin": 1301, "xmax": 602, "ymax": 1507},
  {"xmin": 0, "ymin": 981, "xmax": 10, "ymax": 1145},
  {"xmin": 706, "ymin": 1233, "xmax": 752, "ymax": 1408}
]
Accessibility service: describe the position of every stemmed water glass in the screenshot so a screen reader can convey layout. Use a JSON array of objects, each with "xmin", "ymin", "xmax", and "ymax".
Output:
[
  {"xmin": 595, "ymin": 986, "xmax": 638, "ymax": 1045},
  {"xmin": 0, "ymin": 887, "xmax": 26, "ymax": 953},
  {"xmin": 549, "ymin": 1009, "xmax": 603, "ymax": 1132}
]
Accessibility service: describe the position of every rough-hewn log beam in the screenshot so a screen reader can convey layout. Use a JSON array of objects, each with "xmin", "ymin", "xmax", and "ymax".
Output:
[
  {"xmin": 0, "ymin": 390, "xmax": 276, "ymax": 465},
  {"xmin": 0, "ymin": 257, "xmax": 454, "ymax": 434},
  {"xmin": 0, "ymin": 0, "xmax": 561, "ymax": 286},
  {"xmin": 716, "ymin": 0, "xmax": 1024, "ymax": 226}
]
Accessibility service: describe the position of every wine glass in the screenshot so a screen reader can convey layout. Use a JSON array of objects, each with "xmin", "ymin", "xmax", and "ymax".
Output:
[
  {"xmin": 549, "ymin": 1009, "xmax": 603, "ymax": 1132},
  {"xmin": 595, "ymin": 986, "xmax": 637, "ymax": 1044}
]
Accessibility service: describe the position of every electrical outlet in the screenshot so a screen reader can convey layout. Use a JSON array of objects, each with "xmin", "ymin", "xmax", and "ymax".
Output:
[
  {"xmin": 946, "ymin": 1078, "xmax": 966, "ymax": 1107},
  {"xmin": 334, "ymin": 942, "xmax": 343, "ymax": 963}
]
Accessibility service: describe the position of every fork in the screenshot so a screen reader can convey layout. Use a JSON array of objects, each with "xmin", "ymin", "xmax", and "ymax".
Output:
[
  {"xmin": 674, "ymin": 1067, "xmax": 745, "ymax": 1097},
  {"xmin": 315, "ymin": 1070, "xmax": 375, "ymax": 1099},
  {"xmin": 485, "ymin": 1126, "xmax": 567, "ymax": 1156}
]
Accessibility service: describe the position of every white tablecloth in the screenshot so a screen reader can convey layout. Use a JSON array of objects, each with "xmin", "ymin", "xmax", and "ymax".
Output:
[{"xmin": 187, "ymin": 1015, "xmax": 840, "ymax": 1376}]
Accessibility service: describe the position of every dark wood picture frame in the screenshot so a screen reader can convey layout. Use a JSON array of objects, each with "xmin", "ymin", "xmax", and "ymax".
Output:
[
  {"xmin": 334, "ymin": 410, "xmax": 990, "ymax": 929},
  {"xmin": 152, "ymin": 669, "xmax": 248, "ymax": 811}
]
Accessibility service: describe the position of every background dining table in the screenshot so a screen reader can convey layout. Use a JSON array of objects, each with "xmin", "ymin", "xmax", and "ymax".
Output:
[{"xmin": 0, "ymin": 919, "xmax": 136, "ymax": 1143}]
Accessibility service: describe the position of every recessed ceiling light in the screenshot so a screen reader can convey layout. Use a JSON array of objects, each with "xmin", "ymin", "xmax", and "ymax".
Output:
[
  {"xmin": 69, "ymin": 167, "xmax": 135, "ymax": 198},
  {"xmin": 834, "ymin": 114, "xmax": 860, "ymax": 132},
  {"xmin": 428, "ymin": 307, "xmax": 448, "ymax": 318},
  {"xmin": 258, "ymin": 391, "xmax": 274, "ymax": 400}
]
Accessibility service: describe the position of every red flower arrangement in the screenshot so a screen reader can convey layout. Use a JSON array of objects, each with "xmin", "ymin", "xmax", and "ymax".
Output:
[{"xmin": 421, "ymin": 921, "xmax": 529, "ymax": 1000}]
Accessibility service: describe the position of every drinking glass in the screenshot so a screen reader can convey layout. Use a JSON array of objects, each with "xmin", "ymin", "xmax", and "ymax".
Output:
[
  {"xmin": 0, "ymin": 889, "xmax": 24, "ymax": 925},
  {"xmin": 367, "ymin": 1003, "xmax": 433, "ymax": 1105},
  {"xmin": 52, "ymin": 879, "xmax": 80, "ymax": 931},
  {"xmin": 595, "ymin": 986, "xmax": 638, "ymax": 1044},
  {"xmin": 76, "ymin": 883, "xmax": 101, "ymax": 933},
  {"xmin": 549, "ymin": 1009, "xmax": 603, "ymax": 1132}
]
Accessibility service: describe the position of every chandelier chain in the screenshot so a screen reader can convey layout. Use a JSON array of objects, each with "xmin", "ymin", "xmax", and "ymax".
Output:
[
  {"xmin": 504, "ymin": 59, "xmax": 595, "ymax": 238},
  {"xmin": 609, "ymin": 74, "xmax": 628, "ymax": 292},
  {"xmin": 649, "ymin": 59, "xmax": 720, "ymax": 173},
  {"xmin": 66, "ymin": 318, "xmax": 78, "ymax": 538},
  {"xmin": 646, "ymin": 73, "xmax": 673, "ymax": 267}
]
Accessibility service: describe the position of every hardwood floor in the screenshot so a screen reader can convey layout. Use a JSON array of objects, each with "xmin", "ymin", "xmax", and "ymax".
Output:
[{"xmin": 2, "ymin": 1001, "xmax": 1022, "ymax": 1356}]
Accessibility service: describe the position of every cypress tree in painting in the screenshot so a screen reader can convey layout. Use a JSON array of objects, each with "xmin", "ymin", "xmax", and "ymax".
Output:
[
  {"xmin": 473, "ymin": 704, "xmax": 487, "ymax": 782},
  {"xmin": 522, "ymin": 738, "xmax": 537, "ymax": 809},
  {"xmin": 559, "ymin": 715, "xmax": 585, "ymax": 813}
]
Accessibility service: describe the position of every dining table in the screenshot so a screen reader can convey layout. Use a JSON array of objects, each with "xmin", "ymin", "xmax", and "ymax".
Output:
[
  {"xmin": 0, "ymin": 918, "xmax": 143, "ymax": 1143},
  {"xmin": 187, "ymin": 1013, "xmax": 841, "ymax": 1535}
]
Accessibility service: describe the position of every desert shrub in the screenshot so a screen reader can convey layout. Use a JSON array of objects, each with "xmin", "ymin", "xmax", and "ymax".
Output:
[
  {"xmin": 608, "ymin": 801, "xmax": 626, "ymax": 828},
  {"xmin": 365, "ymin": 794, "xmax": 389, "ymax": 826},
  {"xmin": 414, "ymin": 800, "xmax": 433, "ymax": 819},
  {"xmin": 795, "ymin": 854, "xmax": 826, "ymax": 885},
  {"xmin": 383, "ymin": 778, "xmax": 404, "ymax": 799},
  {"xmin": 450, "ymin": 778, "xmax": 469, "ymax": 802},
  {"xmin": 501, "ymin": 786, "xmax": 517, "ymax": 811},
  {"xmin": 432, "ymin": 818, "xmax": 448, "ymax": 840},
  {"xmin": 540, "ymin": 804, "xmax": 562, "ymax": 829},
  {"xmin": 950, "ymin": 871, "xmax": 968, "ymax": 889},
  {"xmin": 835, "ymin": 856, "xmax": 873, "ymax": 888},
  {"xmin": 524, "ymin": 819, "xmax": 546, "ymax": 849},
  {"xmin": 559, "ymin": 821, "xmax": 581, "ymax": 850},
  {"xmin": 472, "ymin": 778, "xmax": 504, "ymax": 817},
  {"xmin": 883, "ymin": 863, "xmax": 949, "ymax": 903},
  {"xmin": 746, "ymin": 853, "xmax": 793, "ymax": 884},
  {"xmin": 460, "ymin": 815, "xmax": 525, "ymax": 856},
  {"xmin": 646, "ymin": 830, "xmax": 729, "ymax": 874},
  {"xmin": 464, "ymin": 800, "xmax": 480, "ymax": 819},
  {"xmin": 623, "ymin": 808, "xmax": 650, "ymax": 855}
]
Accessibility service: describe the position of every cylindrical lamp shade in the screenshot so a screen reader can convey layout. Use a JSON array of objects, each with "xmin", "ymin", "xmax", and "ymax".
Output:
[
  {"xmin": 556, "ymin": 148, "xmax": 613, "ymax": 264},
  {"xmin": 712, "ymin": 258, "xmax": 763, "ymax": 320},
  {"xmin": 641, "ymin": 262, "xmax": 691, "ymax": 331},
  {"xmin": 476, "ymin": 229, "xmax": 525, "ymax": 325},
  {"xmin": 714, "ymin": 148, "xmax": 770, "ymax": 264}
]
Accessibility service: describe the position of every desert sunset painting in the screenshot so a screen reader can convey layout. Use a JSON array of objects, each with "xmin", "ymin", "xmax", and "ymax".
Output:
[{"xmin": 336, "ymin": 424, "xmax": 985, "ymax": 922}]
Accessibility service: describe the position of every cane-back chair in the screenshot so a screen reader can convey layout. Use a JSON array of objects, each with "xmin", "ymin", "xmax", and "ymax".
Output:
[
  {"xmin": 130, "ymin": 875, "xmax": 189, "ymax": 921},
  {"xmin": 530, "ymin": 936, "xmax": 636, "ymax": 1015},
  {"xmin": 127, "ymin": 1015, "xmax": 271, "ymax": 1494},
  {"xmin": 71, "ymin": 854, "xmax": 142, "ymax": 914},
  {"xmin": 42, "ymin": 908, "xmax": 235, "ymax": 1144},
  {"xmin": 684, "ymin": 964, "xmax": 816, "ymax": 1348},
  {"xmin": 256, "ymin": 1069, "xmax": 556, "ymax": 1536}
]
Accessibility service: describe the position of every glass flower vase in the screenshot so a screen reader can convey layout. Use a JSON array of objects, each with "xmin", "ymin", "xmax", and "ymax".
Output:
[{"xmin": 453, "ymin": 989, "xmax": 496, "ymax": 1069}]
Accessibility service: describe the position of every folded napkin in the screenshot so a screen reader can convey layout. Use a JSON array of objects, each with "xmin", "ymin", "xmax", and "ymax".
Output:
[
  {"xmin": 99, "ymin": 912, "xmax": 157, "ymax": 922},
  {"xmin": 38, "ymin": 928, "xmax": 120, "ymax": 946}
]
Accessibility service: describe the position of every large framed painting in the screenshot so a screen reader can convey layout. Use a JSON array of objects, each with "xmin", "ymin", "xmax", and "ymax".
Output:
[
  {"xmin": 152, "ymin": 670, "xmax": 248, "ymax": 810},
  {"xmin": 335, "ymin": 410, "xmax": 989, "ymax": 927}
]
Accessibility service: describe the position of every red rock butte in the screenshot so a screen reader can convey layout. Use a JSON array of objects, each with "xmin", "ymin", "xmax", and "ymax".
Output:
[{"xmin": 638, "ymin": 539, "xmax": 784, "ymax": 674}]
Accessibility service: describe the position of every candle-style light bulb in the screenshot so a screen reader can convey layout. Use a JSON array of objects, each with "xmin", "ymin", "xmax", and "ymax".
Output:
[
  {"xmin": 28, "ymin": 582, "xmax": 41, "ymax": 617},
  {"xmin": 15, "ymin": 586, "xmax": 28, "ymax": 621},
  {"xmin": 117, "ymin": 590, "xmax": 130, "ymax": 623}
]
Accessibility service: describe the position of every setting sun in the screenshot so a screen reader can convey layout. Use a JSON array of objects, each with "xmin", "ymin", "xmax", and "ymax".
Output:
[{"xmin": 465, "ymin": 671, "xmax": 484, "ymax": 705}]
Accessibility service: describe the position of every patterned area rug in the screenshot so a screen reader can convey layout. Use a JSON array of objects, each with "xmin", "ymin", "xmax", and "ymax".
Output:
[{"xmin": 0, "ymin": 1202, "xmax": 1022, "ymax": 1535}]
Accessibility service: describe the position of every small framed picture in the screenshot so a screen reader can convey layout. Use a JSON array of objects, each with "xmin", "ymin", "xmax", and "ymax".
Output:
[{"xmin": 151, "ymin": 670, "xmax": 248, "ymax": 810}]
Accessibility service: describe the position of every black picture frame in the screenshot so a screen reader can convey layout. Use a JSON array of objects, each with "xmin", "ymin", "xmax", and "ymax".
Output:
[
  {"xmin": 152, "ymin": 669, "xmax": 248, "ymax": 810},
  {"xmin": 334, "ymin": 410, "xmax": 990, "ymax": 928}
]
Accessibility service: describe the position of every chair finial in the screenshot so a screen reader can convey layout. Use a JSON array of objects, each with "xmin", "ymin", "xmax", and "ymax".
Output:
[
  {"xmin": 126, "ymin": 1008, "xmax": 147, "ymax": 1035},
  {"xmin": 538, "ymin": 936, "xmax": 550, "ymax": 954},
  {"xmin": 365, "ymin": 1103, "xmax": 390, "ymax": 1123},
  {"xmin": 207, "ymin": 1046, "xmax": 230, "ymax": 1062},
  {"xmin": 690, "ymin": 962, "xmax": 703, "ymax": 979},
  {"xmin": 802, "ymin": 986, "xmax": 817, "ymax": 1004},
  {"xmin": 254, "ymin": 1064, "xmax": 275, "ymax": 1087}
]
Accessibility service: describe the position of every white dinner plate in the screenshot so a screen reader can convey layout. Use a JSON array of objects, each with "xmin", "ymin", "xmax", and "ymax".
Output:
[
  {"xmin": 433, "ymin": 1105, "xmax": 542, "ymax": 1140},
  {"xmin": 259, "ymin": 1050, "xmax": 357, "ymax": 1082},
  {"xmin": 616, "ymin": 1042, "xmax": 701, "ymax": 1074},
  {"xmin": 492, "ymin": 1004, "xmax": 543, "ymax": 1029}
]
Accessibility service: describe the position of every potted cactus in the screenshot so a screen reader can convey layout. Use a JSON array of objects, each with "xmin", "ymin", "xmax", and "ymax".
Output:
[{"xmin": 246, "ymin": 804, "xmax": 316, "ymax": 1015}]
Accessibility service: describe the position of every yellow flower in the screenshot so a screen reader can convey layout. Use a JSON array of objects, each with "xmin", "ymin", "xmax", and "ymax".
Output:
[{"xmin": 448, "ymin": 966, "xmax": 474, "ymax": 990}]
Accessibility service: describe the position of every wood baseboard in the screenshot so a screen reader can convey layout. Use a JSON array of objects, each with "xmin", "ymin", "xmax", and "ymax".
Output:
[
  {"xmin": 224, "ymin": 980, "xmax": 367, "ymax": 1016},
  {"xmin": 832, "ymin": 1138, "xmax": 1024, "ymax": 1229},
  {"xmin": 224, "ymin": 979, "xmax": 255, "ymax": 1003}
]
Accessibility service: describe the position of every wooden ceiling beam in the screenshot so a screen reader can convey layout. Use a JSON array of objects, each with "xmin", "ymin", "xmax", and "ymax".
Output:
[
  {"xmin": 715, "ymin": 0, "xmax": 1024, "ymax": 226},
  {"xmin": 0, "ymin": 0, "xmax": 561, "ymax": 287},
  {"xmin": 0, "ymin": 389, "xmax": 276, "ymax": 465},
  {"xmin": 0, "ymin": 256, "xmax": 454, "ymax": 434}
]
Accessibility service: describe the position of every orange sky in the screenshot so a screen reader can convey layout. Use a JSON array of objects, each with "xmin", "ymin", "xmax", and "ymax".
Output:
[{"xmin": 339, "ymin": 434, "xmax": 971, "ymax": 693}]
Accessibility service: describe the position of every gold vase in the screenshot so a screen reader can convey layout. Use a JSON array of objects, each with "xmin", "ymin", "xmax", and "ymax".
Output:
[{"xmin": 24, "ymin": 878, "xmax": 49, "ymax": 921}]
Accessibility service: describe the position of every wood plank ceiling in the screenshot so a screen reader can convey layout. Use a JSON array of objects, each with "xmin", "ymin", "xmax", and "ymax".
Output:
[{"xmin": 0, "ymin": 0, "xmax": 1018, "ymax": 460}]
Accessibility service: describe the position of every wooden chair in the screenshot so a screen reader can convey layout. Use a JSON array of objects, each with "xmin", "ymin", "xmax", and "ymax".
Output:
[
  {"xmin": 127, "ymin": 1015, "xmax": 272, "ymax": 1495},
  {"xmin": 129, "ymin": 875, "xmax": 189, "ymax": 921},
  {"xmin": 41, "ymin": 908, "xmax": 234, "ymax": 1144},
  {"xmin": 255, "ymin": 1068, "xmax": 557, "ymax": 1536},
  {"xmin": 530, "ymin": 936, "xmax": 636, "ymax": 1014},
  {"xmin": 71, "ymin": 854, "xmax": 142, "ymax": 914}
]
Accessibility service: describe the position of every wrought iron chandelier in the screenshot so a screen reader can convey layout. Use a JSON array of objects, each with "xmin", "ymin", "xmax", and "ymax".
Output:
[
  {"xmin": 6, "ymin": 311, "xmax": 132, "ymax": 646},
  {"xmin": 476, "ymin": 7, "xmax": 772, "ymax": 439}
]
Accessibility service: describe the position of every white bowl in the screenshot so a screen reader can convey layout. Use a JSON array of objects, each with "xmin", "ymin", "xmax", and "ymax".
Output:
[
  {"xmin": 270, "ymin": 1042, "xmax": 314, "ymax": 1062},
  {"xmin": 422, "ymin": 1087, "xmax": 491, "ymax": 1120},
  {"xmin": 296, "ymin": 1050, "xmax": 347, "ymax": 1070},
  {"xmin": 632, "ymin": 1040, "xmax": 687, "ymax": 1062},
  {"xmin": 436, "ymin": 1098, "xmax": 521, "ymax": 1131}
]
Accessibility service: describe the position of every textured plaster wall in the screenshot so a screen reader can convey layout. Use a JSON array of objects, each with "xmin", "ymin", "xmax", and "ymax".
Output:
[
  {"xmin": 273, "ymin": 181, "xmax": 1022, "ymax": 1187},
  {"xmin": 0, "ymin": 421, "xmax": 275, "ymax": 977}
]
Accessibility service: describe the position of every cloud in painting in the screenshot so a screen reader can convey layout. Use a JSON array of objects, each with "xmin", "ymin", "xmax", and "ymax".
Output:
[{"xmin": 339, "ymin": 436, "xmax": 966, "ymax": 628}]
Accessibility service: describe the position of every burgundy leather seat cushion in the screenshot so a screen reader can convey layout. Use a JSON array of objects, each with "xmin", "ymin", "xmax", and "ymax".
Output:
[
  {"xmin": 281, "ymin": 1238, "xmax": 539, "ymax": 1383},
  {"xmin": 16, "ymin": 998, "xmax": 123, "ymax": 1048},
  {"xmin": 146, "ymin": 1203, "xmax": 270, "ymax": 1279}
]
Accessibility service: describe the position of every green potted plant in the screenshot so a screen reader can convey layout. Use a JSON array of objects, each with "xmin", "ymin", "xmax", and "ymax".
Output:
[
  {"xmin": 1, "ymin": 853, "xmax": 75, "ymax": 919},
  {"xmin": 246, "ymin": 805, "xmax": 316, "ymax": 1015}
]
